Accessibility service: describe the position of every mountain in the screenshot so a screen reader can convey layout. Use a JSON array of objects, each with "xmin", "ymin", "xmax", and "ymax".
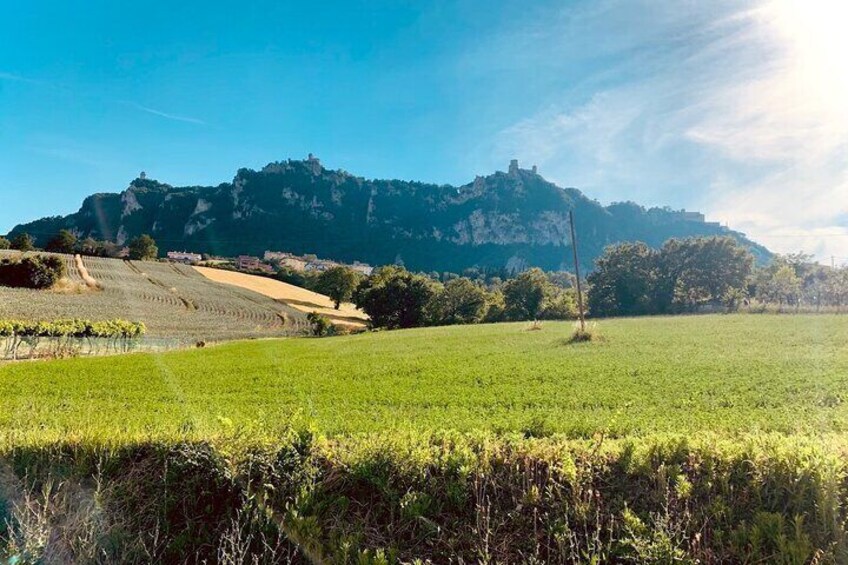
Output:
[{"xmin": 7, "ymin": 156, "xmax": 770, "ymax": 273}]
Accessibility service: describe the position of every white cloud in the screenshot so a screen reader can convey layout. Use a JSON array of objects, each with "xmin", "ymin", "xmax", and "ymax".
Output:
[
  {"xmin": 129, "ymin": 103, "xmax": 206, "ymax": 125},
  {"xmin": 491, "ymin": 0, "xmax": 848, "ymax": 261}
]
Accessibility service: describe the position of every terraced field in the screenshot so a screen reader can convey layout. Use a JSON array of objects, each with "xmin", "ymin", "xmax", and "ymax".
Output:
[{"xmin": 0, "ymin": 251, "xmax": 308, "ymax": 341}]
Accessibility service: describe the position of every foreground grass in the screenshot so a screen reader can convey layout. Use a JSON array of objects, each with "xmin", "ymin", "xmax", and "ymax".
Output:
[{"xmin": 1, "ymin": 314, "xmax": 846, "ymax": 444}]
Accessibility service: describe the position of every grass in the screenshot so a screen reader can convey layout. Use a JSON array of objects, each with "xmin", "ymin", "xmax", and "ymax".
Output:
[
  {"xmin": 1, "ymin": 313, "xmax": 846, "ymax": 444},
  {"xmin": 2, "ymin": 313, "xmax": 848, "ymax": 562}
]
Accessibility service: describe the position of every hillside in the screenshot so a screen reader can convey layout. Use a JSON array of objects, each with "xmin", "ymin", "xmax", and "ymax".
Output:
[
  {"xmin": 194, "ymin": 265, "xmax": 368, "ymax": 328},
  {"xmin": 0, "ymin": 250, "xmax": 308, "ymax": 342},
  {"xmin": 7, "ymin": 157, "xmax": 770, "ymax": 273}
]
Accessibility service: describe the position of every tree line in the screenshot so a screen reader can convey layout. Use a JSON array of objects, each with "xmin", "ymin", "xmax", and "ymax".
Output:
[
  {"xmin": 309, "ymin": 235, "xmax": 848, "ymax": 330},
  {"xmin": 302, "ymin": 264, "xmax": 579, "ymax": 331},
  {"xmin": 588, "ymin": 237, "xmax": 848, "ymax": 316},
  {"xmin": 0, "ymin": 230, "xmax": 159, "ymax": 261}
]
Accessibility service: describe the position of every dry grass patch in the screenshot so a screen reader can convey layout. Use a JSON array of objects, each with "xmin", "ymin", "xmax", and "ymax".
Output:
[{"xmin": 194, "ymin": 266, "xmax": 368, "ymax": 328}]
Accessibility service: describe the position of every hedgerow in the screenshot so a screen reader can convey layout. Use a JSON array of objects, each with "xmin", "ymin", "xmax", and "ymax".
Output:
[
  {"xmin": 0, "ymin": 318, "xmax": 146, "ymax": 359},
  {"xmin": 1, "ymin": 433, "xmax": 847, "ymax": 563}
]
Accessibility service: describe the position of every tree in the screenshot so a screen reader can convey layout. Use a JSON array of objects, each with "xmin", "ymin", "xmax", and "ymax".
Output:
[
  {"xmin": 10, "ymin": 233, "xmax": 35, "ymax": 252},
  {"xmin": 502, "ymin": 268, "xmax": 549, "ymax": 320},
  {"xmin": 824, "ymin": 267, "xmax": 848, "ymax": 310},
  {"xmin": 757, "ymin": 264, "xmax": 802, "ymax": 307},
  {"xmin": 353, "ymin": 266, "xmax": 437, "ymax": 329},
  {"xmin": 78, "ymin": 237, "xmax": 101, "ymax": 256},
  {"xmin": 657, "ymin": 237, "xmax": 753, "ymax": 312},
  {"xmin": 0, "ymin": 237, "xmax": 10, "ymax": 250},
  {"xmin": 128, "ymin": 234, "xmax": 158, "ymax": 260},
  {"xmin": 587, "ymin": 242, "xmax": 658, "ymax": 317},
  {"xmin": 316, "ymin": 266, "xmax": 360, "ymax": 309},
  {"xmin": 45, "ymin": 229, "xmax": 78, "ymax": 254},
  {"xmin": 426, "ymin": 277, "xmax": 489, "ymax": 325}
]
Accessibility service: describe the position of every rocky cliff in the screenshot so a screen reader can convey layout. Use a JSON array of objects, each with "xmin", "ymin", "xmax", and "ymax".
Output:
[{"xmin": 8, "ymin": 157, "xmax": 770, "ymax": 272}]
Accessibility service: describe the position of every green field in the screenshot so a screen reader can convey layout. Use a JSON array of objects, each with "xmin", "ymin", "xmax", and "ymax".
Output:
[
  {"xmin": 2, "ymin": 313, "xmax": 846, "ymax": 444},
  {"xmin": 2, "ymin": 313, "xmax": 848, "ymax": 562}
]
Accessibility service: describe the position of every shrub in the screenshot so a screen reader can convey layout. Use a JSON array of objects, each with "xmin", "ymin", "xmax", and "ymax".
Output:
[
  {"xmin": 0, "ymin": 255, "xmax": 66, "ymax": 289},
  {"xmin": 307, "ymin": 312, "xmax": 332, "ymax": 337}
]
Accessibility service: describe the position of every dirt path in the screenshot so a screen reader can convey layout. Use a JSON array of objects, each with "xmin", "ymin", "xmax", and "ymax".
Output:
[{"xmin": 193, "ymin": 266, "xmax": 368, "ymax": 328}]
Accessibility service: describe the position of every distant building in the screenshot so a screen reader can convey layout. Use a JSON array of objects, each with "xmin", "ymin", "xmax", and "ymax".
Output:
[
  {"xmin": 236, "ymin": 255, "xmax": 274, "ymax": 273},
  {"xmin": 264, "ymin": 249, "xmax": 374, "ymax": 275},
  {"xmin": 682, "ymin": 211, "xmax": 706, "ymax": 223},
  {"xmin": 167, "ymin": 251, "xmax": 202, "ymax": 263},
  {"xmin": 509, "ymin": 159, "xmax": 519, "ymax": 175}
]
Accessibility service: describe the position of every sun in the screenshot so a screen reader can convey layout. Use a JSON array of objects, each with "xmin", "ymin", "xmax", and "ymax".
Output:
[{"xmin": 767, "ymin": 0, "xmax": 848, "ymax": 118}]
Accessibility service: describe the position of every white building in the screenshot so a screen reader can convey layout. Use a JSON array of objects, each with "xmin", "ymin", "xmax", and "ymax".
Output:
[{"xmin": 167, "ymin": 251, "xmax": 202, "ymax": 263}]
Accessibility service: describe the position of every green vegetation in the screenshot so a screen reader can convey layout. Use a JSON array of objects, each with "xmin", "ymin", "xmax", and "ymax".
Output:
[
  {"xmin": 1, "ymin": 314, "xmax": 847, "ymax": 562},
  {"xmin": 589, "ymin": 239, "xmax": 848, "ymax": 317},
  {"xmin": 9, "ymin": 232, "xmax": 34, "ymax": 252},
  {"xmin": 588, "ymin": 236, "xmax": 753, "ymax": 316},
  {"xmin": 127, "ymin": 233, "xmax": 158, "ymax": 260},
  {"xmin": 1, "ymin": 314, "xmax": 846, "ymax": 440},
  {"xmin": 0, "ymin": 318, "xmax": 145, "ymax": 359},
  {"xmin": 353, "ymin": 265, "xmax": 436, "ymax": 328},
  {"xmin": 315, "ymin": 265, "xmax": 361, "ymax": 309},
  {"xmin": 0, "ymin": 254, "xmax": 65, "ymax": 289},
  {"xmin": 44, "ymin": 228, "xmax": 78, "ymax": 254},
  {"xmin": 3, "ymin": 434, "xmax": 848, "ymax": 563}
]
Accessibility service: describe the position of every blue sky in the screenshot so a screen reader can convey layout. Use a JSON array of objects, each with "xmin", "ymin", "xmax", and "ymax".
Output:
[{"xmin": 2, "ymin": 0, "xmax": 846, "ymax": 262}]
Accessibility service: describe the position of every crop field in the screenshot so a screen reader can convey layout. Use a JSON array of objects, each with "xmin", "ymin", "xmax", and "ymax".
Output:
[
  {"xmin": 0, "ymin": 251, "xmax": 308, "ymax": 341},
  {"xmin": 1, "ymin": 313, "xmax": 848, "ymax": 562},
  {"xmin": 194, "ymin": 265, "xmax": 368, "ymax": 328},
  {"xmin": 0, "ymin": 313, "xmax": 845, "ymax": 441}
]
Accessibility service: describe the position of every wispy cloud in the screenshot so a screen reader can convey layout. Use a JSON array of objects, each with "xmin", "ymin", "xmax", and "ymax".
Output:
[
  {"xmin": 128, "ymin": 103, "xmax": 206, "ymax": 125},
  {"xmin": 485, "ymin": 0, "xmax": 848, "ymax": 261},
  {"xmin": 0, "ymin": 71, "xmax": 48, "ymax": 85}
]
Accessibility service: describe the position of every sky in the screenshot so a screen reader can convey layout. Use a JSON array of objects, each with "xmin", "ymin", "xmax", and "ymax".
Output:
[{"xmin": 1, "ymin": 0, "xmax": 846, "ymax": 263}]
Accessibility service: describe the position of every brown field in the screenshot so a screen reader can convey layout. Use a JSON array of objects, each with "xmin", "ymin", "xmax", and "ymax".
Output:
[
  {"xmin": 193, "ymin": 265, "xmax": 368, "ymax": 327},
  {"xmin": 0, "ymin": 251, "xmax": 308, "ymax": 341}
]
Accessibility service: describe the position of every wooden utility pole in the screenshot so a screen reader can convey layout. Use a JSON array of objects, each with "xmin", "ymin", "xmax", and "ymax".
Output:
[{"xmin": 569, "ymin": 209, "xmax": 586, "ymax": 332}]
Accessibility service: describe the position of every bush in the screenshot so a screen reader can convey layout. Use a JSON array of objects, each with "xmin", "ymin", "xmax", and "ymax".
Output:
[
  {"xmin": 307, "ymin": 312, "xmax": 332, "ymax": 337},
  {"xmin": 0, "ymin": 255, "xmax": 66, "ymax": 289}
]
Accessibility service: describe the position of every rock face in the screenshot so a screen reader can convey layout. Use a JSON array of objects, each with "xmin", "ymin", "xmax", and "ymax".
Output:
[{"xmin": 8, "ymin": 158, "xmax": 770, "ymax": 272}]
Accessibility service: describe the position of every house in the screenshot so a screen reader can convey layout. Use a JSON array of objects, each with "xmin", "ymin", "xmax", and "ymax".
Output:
[
  {"xmin": 167, "ymin": 251, "xmax": 203, "ymax": 263},
  {"xmin": 264, "ymin": 249, "xmax": 374, "ymax": 275},
  {"xmin": 236, "ymin": 255, "xmax": 274, "ymax": 273}
]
